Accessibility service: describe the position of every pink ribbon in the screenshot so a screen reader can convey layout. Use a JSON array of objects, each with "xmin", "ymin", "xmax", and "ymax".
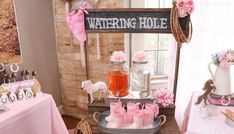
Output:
[{"xmin": 67, "ymin": 2, "xmax": 89, "ymax": 67}]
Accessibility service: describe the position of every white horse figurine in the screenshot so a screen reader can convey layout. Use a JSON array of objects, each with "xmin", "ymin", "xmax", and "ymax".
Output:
[{"xmin": 81, "ymin": 80, "xmax": 107, "ymax": 103}]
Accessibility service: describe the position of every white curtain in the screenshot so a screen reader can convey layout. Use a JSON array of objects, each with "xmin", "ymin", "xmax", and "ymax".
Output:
[{"xmin": 175, "ymin": 0, "xmax": 234, "ymax": 128}]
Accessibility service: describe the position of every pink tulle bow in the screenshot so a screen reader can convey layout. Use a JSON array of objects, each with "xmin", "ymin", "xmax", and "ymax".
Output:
[
  {"xmin": 67, "ymin": 2, "xmax": 89, "ymax": 43},
  {"xmin": 154, "ymin": 88, "xmax": 174, "ymax": 107},
  {"xmin": 66, "ymin": 2, "xmax": 89, "ymax": 67}
]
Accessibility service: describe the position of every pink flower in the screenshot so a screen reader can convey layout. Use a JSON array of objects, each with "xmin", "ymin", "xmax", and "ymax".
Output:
[
  {"xmin": 133, "ymin": 51, "xmax": 147, "ymax": 62},
  {"xmin": 178, "ymin": 9, "xmax": 187, "ymax": 18},
  {"xmin": 218, "ymin": 51, "xmax": 233, "ymax": 68},
  {"xmin": 219, "ymin": 57, "xmax": 232, "ymax": 68},
  {"xmin": 154, "ymin": 88, "xmax": 174, "ymax": 107},
  {"xmin": 177, "ymin": 1, "xmax": 184, "ymax": 8},
  {"xmin": 187, "ymin": 5, "xmax": 194, "ymax": 14},
  {"xmin": 219, "ymin": 61, "xmax": 232, "ymax": 68},
  {"xmin": 212, "ymin": 50, "xmax": 234, "ymax": 67},
  {"xmin": 110, "ymin": 51, "xmax": 127, "ymax": 62},
  {"xmin": 176, "ymin": 0, "xmax": 194, "ymax": 18},
  {"xmin": 226, "ymin": 53, "xmax": 234, "ymax": 62}
]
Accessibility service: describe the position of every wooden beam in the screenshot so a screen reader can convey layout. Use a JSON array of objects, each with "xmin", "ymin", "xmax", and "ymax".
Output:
[{"xmin": 173, "ymin": 43, "xmax": 182, "ymax": 102}]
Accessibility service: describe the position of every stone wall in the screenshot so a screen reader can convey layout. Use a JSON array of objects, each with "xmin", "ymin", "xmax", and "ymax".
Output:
[{"xmin": 53, "ymin": 0, "xmax": 124, "ymax": 119}]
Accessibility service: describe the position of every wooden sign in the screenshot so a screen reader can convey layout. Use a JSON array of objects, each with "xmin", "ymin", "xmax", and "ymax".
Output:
[{"xmin": 85, "ymin": 8, "xmax": 172, "ymax": 33}]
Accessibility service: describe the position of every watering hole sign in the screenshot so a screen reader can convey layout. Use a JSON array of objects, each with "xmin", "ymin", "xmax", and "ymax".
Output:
[{"xmin": 85, "ymin": 8, "xmax": 172, "ymax": 33}]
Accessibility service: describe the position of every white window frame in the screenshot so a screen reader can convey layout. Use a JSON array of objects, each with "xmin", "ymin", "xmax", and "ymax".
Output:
[{"xmin": 124, "ymin": 0, "xmax": 177, "ymax": 91}]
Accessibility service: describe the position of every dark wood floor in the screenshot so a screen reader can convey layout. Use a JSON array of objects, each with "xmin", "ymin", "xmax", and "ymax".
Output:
[
  {"xmin": 62, "ymin": 115, "xmax": 81, "ymax": 129},
  {"xmin": 63, "ymin": 115, "xmax": 181, "ymax": 134}
]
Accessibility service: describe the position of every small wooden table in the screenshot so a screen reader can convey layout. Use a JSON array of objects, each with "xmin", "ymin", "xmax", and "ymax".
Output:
[{"xmin": 87, "ymin": 100, "xmax": 180, "ymax": 134}]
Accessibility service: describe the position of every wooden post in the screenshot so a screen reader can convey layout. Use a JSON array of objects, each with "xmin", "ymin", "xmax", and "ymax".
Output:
[
  {"xmin": 84, "ymin": 36, "xmax": 90, "ymax": 80},
  {"xmin": 173, "ymin": 43, "xmax": 182, "ymax": 102}
]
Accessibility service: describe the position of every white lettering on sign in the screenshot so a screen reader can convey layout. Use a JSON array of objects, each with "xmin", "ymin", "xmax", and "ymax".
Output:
[
  {"xmin": 87, "ymin": 17, "xmax": 168, "ymax": 29},
  {"xmin": 160, "ymin": 18, "xmax": 168, "ymax": 29}
]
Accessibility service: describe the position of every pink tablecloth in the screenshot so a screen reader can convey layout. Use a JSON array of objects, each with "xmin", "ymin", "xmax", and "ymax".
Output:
[
  {"xmin": 182, "ymin": 91, "xmax": 234, "ymax": 134},
  {"xmin": 0, "ymin": 94, "xmax": 69, "ymax": 134}
]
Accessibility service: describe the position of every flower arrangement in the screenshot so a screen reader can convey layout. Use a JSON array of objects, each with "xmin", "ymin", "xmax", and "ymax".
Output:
[
  {"xmin": 110, "ymin": 51, "xmax": 127, "ymax": 63},
  {"xmin": 154, "ymin": 88, "xmax": 174, "ymax": 107},
  {"xmin": 133, "ymin": 51, "xmax": 147, "ymax": 62},
  {"xmin": 176, "ymin": 0, "xmax": 194, "ymax": 18},
  {"xmin": 211, "ymin": 50, "xmax": 234, "ymax": 68}
]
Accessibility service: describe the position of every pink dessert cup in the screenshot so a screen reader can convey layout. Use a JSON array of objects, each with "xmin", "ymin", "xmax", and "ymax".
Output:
[
  {"xmin": 124, "ymin": 102, "xmax": 138, "ymax": 124},
  {"xmin": 129, "ymin": 109, "xmax": 144, "ymax": 128},
  {"xmin": 145, "ymin": 103, "xmax": 159, "ymax": 117},
  {"xmin": 143, "ymin": 109, "xmax": 154, "ymax": 126},
  {"xmin": 105, "ymin": 102, "xmax": 122, "ymax": 122}
]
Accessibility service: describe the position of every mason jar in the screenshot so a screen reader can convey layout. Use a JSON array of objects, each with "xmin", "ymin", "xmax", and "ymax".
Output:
[
  {"xmin": 108, "ymin": 61, "xmax": 129, "ymax": 97},
  {"xmin": 131, "ymin": 61, "xmax": 150, "ymax": 92}
]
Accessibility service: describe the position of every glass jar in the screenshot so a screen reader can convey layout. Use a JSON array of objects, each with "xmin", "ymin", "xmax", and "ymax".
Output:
[
  {"xmin": 108, "ymin": 62, "xmax": 129, "ymax": 97},
  {"xmin": 131, "ymin": 61, "xmax": 150, "ymax": 92}
]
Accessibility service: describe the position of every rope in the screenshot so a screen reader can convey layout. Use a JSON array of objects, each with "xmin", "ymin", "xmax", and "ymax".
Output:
[
  {"xmin": 73, "ymin": 119, "xmax": 92, "ymax": 134},
  {"xmin": 170, "ymin": 0, "xmax": 193, "ymax": 45}
]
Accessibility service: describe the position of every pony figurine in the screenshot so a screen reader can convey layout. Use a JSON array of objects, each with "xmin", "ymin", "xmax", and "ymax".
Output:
[
  {"xmin": 195, "ymin": 79, "xmax": 216, "ymax": 105},
  {"xmin": 24, "ymin": 87, "xmax": 33, "ymax": 100},
  {"xmin": 8, "ymin": 91, "xmax": 17, "ymax": 103},
  {"xmin": 17, "ymin": 88, "xmax": 26, "ymax": 101},
  {"xmin": 81, "ymin": 80, "xmax": 107, "ymax": 103}
]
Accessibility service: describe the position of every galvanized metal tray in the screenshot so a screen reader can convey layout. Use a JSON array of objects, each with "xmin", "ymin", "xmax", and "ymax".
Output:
[{"xmin": 93, "ymin": 110, "xmax": 166, "ymax": 134}]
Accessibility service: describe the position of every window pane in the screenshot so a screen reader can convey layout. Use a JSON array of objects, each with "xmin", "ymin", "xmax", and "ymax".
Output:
[
  {"xmin": 159, "ymin": 34, "xmax": 170, "ymax": 50},
  {"xmin": 129, "ymin": 0, "xmax": 171, "ymax": 76},
  {"xmin": 145, "ymin": 0, "xmax": 159, "ymax": 8},
  {"xmin": 144, "ymin": 34, "xmax": 158, "ymax": 51},
  {"xmin": 145, "ymin": 51, "xmax": 157, "ymax": 75},
  {"xmin": 157, "ymin": 51, "xmax": 168, "ymax": 75},
  {"xmin": 143, "ymin": 34, "xmax": 169, "ymax": 76}
]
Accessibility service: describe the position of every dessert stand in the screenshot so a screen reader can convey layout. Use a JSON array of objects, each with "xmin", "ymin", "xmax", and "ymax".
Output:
[{"xmin": 81, "ymin": 8, "xmax": 190, "ymax": 134}]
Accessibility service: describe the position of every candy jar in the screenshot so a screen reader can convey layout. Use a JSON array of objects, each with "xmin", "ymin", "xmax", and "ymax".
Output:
[
  {"xmin": 131, "ymin": 51, "xmax": 150, "ymax": 92},
  {"xmin": 108, "ymin": 51, "xmax": 129, "ymax": 97}
]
